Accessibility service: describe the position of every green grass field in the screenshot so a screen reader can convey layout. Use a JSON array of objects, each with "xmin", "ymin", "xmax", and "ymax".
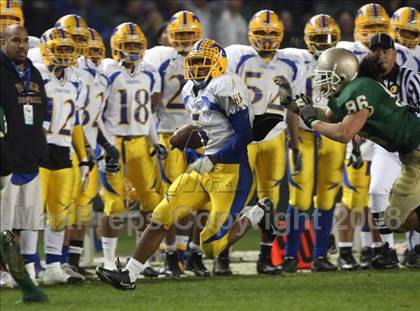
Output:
[
  {"xmin": 1, "ymin": 270, "xmax": 420, "ymax": 311},
  {"xmin": 2, "ymin": 230, "xmax": 419, "ymax": 310}
]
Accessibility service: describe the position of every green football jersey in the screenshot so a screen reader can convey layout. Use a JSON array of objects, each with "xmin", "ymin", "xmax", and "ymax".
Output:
[{"xmin": 328, "ymin": 77, "xmax": 420, "ymax": 154}]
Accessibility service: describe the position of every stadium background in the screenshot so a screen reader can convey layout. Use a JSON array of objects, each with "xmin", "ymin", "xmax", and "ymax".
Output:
[{"xmin": 23, "ymin": 0, "xmax": 418, "ymax": 49}]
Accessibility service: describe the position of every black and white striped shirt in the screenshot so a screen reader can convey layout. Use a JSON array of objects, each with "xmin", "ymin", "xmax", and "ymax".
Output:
[{"xmin": 383, "ymin": 65, "xmax": 420, "ymax": 113}]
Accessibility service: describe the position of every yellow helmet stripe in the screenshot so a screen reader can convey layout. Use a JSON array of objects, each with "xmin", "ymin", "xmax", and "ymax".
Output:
[
  {"xmin": 183, "ymin": 11, "xmax": 187, "ymax": 25},
  {"xmin": 372, "ymin": 3, "xmax": 379, "ymax": 17},
  {"xmin": 6, "ymin": 0, "xmax": 11, "ymax": 8},
  {"xmin": 265, "ymin": 10, "xmax": 270, "ymax": 23},
  {"xmin": 321, "ymin": 14, "xmax": 327, "ymax": 27}
]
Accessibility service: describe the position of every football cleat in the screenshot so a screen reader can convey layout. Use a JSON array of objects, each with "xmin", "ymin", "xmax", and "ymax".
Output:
[
  {"xmin": 337, "ymin": 252, "xmax": 360, "ymax": 271},
  {"xmin": 371, "ymin": 243, "xmax": 399, "ymax": 270},
  {"xmin": 41, "ymin": 265, "xmax": 83, "ymax": 285},
  {"xmin": 281, "ymin": 257, "xmax": 298, "ymax": 273},
  {"xmin": 257, "ymin": 197, "xmax": 278, "ymax": 241},
  {"xmin": 213, "ymin": 248, "xmax": 232, "ymax": 276},
  {"xmin": 359, "ymin": 247, "xmax": 373, "ymax": 270},
  {"xmin": 312, "ymin": 257, "xmax": 338, "ymax": 272},
  {"xmin": 162, "ymin": 251, "xmax": 182, "ymax": 277},
  {"xmin": 402, "ymin": 249, "xmax": 418, "ymax": 268},
  {"xmin": 256, "ymin": 254, "xmax": 282, "ymax": 275},
  {"xmin": 141, "ymin": 266, "xmax": 159, "ymax": 278},
  {"xmin": 96, "ymin": 266, "xmax": 135, "ymax": 291},
  {"xmin": 185, "ymin": 251, "xmax": 211, "ymax": 277},
  {"xmin": 21, "ymin": 286, "xmax": 49, "ymax": 304}
]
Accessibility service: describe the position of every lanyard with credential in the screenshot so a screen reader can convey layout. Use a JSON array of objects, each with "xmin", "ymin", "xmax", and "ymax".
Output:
[{"xmin": 13, "ymin": 63, "xmax": 34, "ymax": 125}]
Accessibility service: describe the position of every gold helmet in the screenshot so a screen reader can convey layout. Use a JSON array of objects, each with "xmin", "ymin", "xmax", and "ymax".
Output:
[
  {"xmin": 110, "ymin": 22, "xmax": 147, "ymax": 63},
  {"xmin": 354, "ymin": 3, "xmax": 390, "ymax": 46},
  {"xmin": 184, "ymin": 38, "xmax": 227, "ymax": 81},
  {"xmin": 40, "ymin": 27, "xmax": 77, "ymax": 67},
  {"xmin": 167, "ymin": 10, "xmax": 202, "ymax": 53},
  {"xmin": 248, "ymin": 10, "xmax": 284, "ymax": 52},
  {"xmin": 55, "ymin": 14, "xmax": 90, "ymax": 56},
  {"xmin": 87, "ymin": 28, "xmax": 105, "ymax": 66},
  {"xmin": 391, "ymin": 7, "xmax": 419, "ymax": 49},
  {"xmin": 304, "ymin": 14, "xmax": 341, "ymax": 56},
  {"xmin": 0, "ymin": 0, "xmax": 24, "ymax": 32}
]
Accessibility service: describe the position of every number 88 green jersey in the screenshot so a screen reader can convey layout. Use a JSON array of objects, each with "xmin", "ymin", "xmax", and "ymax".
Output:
[{"xmin": 328, "ymin": 77, "xmax": 420, "ymax": 154}]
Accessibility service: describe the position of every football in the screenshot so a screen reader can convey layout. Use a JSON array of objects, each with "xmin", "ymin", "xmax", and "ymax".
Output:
[{"xmin": 169, "ymin": 123, "xmax": 204, "ymax": 150}]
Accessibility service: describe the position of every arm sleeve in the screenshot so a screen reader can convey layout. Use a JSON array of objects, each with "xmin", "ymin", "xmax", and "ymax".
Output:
[
  {"xmin": 211, "ymin": 107, "xmax": 253, "ymax": 163},
  {"xmin": 148, "ymin": 113, "xmax": 159, "ymax": 145}
]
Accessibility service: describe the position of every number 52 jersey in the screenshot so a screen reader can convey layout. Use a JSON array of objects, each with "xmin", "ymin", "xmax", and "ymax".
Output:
[{"xmin": 101, "ymin": 59, "xmax": 161, "ymax": 136}]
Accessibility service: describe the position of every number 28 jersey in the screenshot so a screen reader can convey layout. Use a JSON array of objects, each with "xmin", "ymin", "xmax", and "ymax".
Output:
[
  {"xmin": 102, "ymin": 59, "xmax": 160, "ymax": 136},
  {"xmin": 35, "ymin": 63, "xmax": 81, "ymax": 148}
]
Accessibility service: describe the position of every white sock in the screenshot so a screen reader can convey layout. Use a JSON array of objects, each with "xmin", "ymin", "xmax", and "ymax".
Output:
[
  {"xmin": 44, "ymin": 227, "xmax": 64, "ymax": 255},
  {"xmin": 102, "ymin": 237, "xmax": 118, "ymax": 270},
  {"xmin": 175, "ymin": 234, "xmax": 189, "ymax": 251},
  {"xmin": 125, "ymin": 257, "xmax": 145, "ymax": 282},
  {"xmin": 188, "ymin": 242, "xmax": 201, "ymax": 252},
  {"xmin": 407, "ymin": 231, "xmax": 420, "ymax": 250},
  {"xmin": 25, "ymin": 262, "xmax": 36, "ymax": 280},
  {"xmin": 242, "ymin": 204, "xmax": 264, "ymax": 227},
  {"xmin": 380, "ymin": 233, "xmax": 394, "ymax": 249},
  {"xmin": 165, "ymin": 243, "xmax": 177, "ymax": 252},
  {"xmin": 372, "ymin": 242, "xmax": 383, "ymax": 248},
  {"xmin": 136, "ymin": 231, "xmax": 143, "ymax": 245},
  {"xmin": 360, "ymin": 231, "xmax": 372, "ymax": 248},
  {"xmin": 338, "ymin": 242, "xmax": 353, "ymax": 248},
  {"xmin": 20, "ymin": 230, "xmax": 38, "ymax": 254}
]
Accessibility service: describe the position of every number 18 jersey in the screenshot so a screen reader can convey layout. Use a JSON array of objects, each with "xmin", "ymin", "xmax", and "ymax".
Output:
[{"xmin": 102, "ymin": 59, "xmax": 160, "ymax": 137}]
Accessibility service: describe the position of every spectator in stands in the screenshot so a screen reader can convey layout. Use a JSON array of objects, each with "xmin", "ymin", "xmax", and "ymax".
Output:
[
  {"xmin": 337, "ymin": 10, "xmax": 354, "ymax": 41},
  {"xmin": 216, "ymin": 0, "xmax": 247, "ymax": 47},
  {"xmin": 184, "ymin": 0, "xmax": 219, "ymax": 39}
]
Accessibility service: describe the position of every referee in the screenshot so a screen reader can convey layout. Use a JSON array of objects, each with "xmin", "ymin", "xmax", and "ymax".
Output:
[{"xmin": 367, "ymin": 33, "xmax": 420, "ymax": 269}]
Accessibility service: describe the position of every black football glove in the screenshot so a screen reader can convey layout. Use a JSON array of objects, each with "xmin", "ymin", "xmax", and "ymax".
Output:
[
  {"xmin": 296, "ymin": 94, "xmax": 318, "ymax": 128},
  {"xmin": 104, "ymin": 143, "xmax": 120, "ymax": 174},
  {"xmin": 347, "ymin": 147, "xmax": 363, "ymax": 169},
  {"xmin": 150, "ymin": 144, "xmax": 168, "ymax": 160},
  {"xmin": 272, "ymin": 76, "xmax": 296, "ymax": 112}
]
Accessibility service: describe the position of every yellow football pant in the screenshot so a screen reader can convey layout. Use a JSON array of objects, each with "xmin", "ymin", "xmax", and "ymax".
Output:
[
  {"xmin": 159, "ymin": 133, "xmax": 187, "ymax": 194},
  {"xmin": 342, "ymin": 160, "xmax": 371, "ymax": 211},
  {"xmin": 247, "ymin": 131, "xmax": 286, "ymax": 208},
  {"xmin": 68, "ymin": 154, "xmax": 98, "ymax": 226},
  {"xmin": 288, "ymin": 130, "xmax": 346, "ymax": 211},
  {"xmin": 40, "ymin": 167, "xmax": 74, "ymax": 230},
  {"xmin": 152, "ymin": 162, "xmax": 254, "ymax": 259},
  {"xmin": 101, "ymin": 136, "xmax": 162, "ymax": 215}
]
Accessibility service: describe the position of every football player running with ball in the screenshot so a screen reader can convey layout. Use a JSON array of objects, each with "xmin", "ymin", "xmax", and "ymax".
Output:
[
  {"xmin": 143, "ymin": 11, "xmax": 209, "ymax": 277},
  {"xmin": 96, "ymin": 39, "xmax": 277, "ymax": 290},
  {"xmin": 276, "ymin": 47, "xmax": 420, "ymax": 239}
]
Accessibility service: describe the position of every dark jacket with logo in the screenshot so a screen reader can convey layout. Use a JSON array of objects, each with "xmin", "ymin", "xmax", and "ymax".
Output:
[{"xmin": 0, "ymin": 51, "xmax": 48, "ymax": 175}]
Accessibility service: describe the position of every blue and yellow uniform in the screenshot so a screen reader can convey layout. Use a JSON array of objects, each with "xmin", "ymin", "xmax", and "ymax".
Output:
[
  {"xmin": 100, "ymin": 23, "xmax": 162, "ymax": 216},
  {"xmin": 151, "ymin": 40, "xmax": 254, "ymax": 258}
]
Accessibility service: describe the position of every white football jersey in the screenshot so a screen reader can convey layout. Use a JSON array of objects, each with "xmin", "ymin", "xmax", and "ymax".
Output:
[
  {"xmin": 102, "ymin": 59, "xmax": 161, "ymax": 137},
  {"xmin": 337, "ymin": 40, "xmax": 410, "ymax": 66},
  {"xmin": 27, "ymin": 47, "xmax": 42, "ymax": 65},
  {"xmin": 405, "ymin": 45, "xmax": 420, "ymax": 72},
  {"xmin": 35, "ymin": 64, "xmax": 82, "ymax": 148},
  {"xmin": 76, "ymin": 56, "xmax": 109, "ymax": 149},
  {"xmin": 143, "ymin": 46, "xmax": 190, "ymax": 133},
  {"xmin": 226, "ymin": 45, "xmax": 303, "ymax": 141},
  {"xmin": 29, "ymin": 36, "xmax": 40, "ymax": 49},
  {"xmin": 182, "ymin": 73, "xmax": 252, "ymax": 157}
]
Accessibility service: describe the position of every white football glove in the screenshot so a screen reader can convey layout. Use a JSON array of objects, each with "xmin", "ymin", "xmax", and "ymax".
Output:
[
  {"xmin": 79, "ymin": 157, "xmax": 93, "ymax": 192},
  {"xmin": 186, "ymin": 156, "xmax": 214, "ymax": 174}
]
